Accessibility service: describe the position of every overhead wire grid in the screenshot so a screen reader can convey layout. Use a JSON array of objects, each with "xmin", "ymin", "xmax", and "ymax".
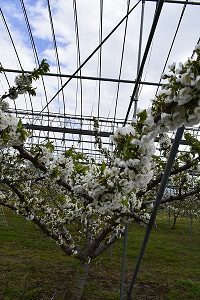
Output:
[{"xmin": 0, "ymin": 0, "xmax": 199, "ymax": 158}]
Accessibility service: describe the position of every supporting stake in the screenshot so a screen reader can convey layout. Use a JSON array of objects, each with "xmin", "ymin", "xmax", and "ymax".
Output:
[
  {"xmin": 120, "ymin": 2, "xmax": 145, "ymax": 298},
  {"xmin": 126, "ymin": 126, "xmax": 184, "ymax": 299},
  {"xmin": 120, "ymin": 224, "xmax": 128, "ymax": 299}
]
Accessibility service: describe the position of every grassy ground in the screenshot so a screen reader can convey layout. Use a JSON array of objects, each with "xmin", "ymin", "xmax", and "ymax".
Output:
[{"xmin": 0, "ymin": 208, "xmax": 200, "ymax": 300}]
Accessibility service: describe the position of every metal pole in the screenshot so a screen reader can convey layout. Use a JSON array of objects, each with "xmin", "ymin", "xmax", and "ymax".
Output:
[
  {"xmin": 133, "ymin": 0, "xmax": 145, "ymax": 118},
  {"xmin": 124, "ymin": 0, "xmax": 164, "ymax": 125},
  {"xmin": 126, "ymin": 126, "xmax": 184, "ymax": 300},
  {"xmin": 120, "ymin": 2, "xmax": 145, "ymax": 299},
  {"xmin": 120, "ymin": 224, "xmax": 129, "ymax": 299}
]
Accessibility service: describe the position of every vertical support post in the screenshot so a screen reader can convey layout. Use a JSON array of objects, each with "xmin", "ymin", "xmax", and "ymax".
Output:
[
  {"xmin": 120, "ymin": 1, "xmax": 145, "ymax": 299},
  {"xmin": 120, "ymin": 223, "xmax": 129, "ymax": 299},
  {"xmin": 133, "ymin": 0, "xmax": 145, "ymax": 118},
  {"xmin": 126, "ymin": 126, "xmax": 184, "ymax": 300}
]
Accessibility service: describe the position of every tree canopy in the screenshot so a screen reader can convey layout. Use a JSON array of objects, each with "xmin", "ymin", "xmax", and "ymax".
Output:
[{"xmin": 0, "ymin": 45, "xmax": 200, "ymax": 264}]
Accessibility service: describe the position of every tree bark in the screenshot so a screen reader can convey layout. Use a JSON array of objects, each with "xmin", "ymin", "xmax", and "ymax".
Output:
[
  {"xmin": 66, "ymin": 261, "xmax": 90, "ymax": 300},
  {"xmin": 168, "ymin": 211, "xmax": 171, "ymax": 226},
  {"xmin": 190, "ymin": 216, "xmax": 193, "ymax": 242},
  {"xmin": 171, "ymin": 215, "xmax": 178, "ymax": 229}
]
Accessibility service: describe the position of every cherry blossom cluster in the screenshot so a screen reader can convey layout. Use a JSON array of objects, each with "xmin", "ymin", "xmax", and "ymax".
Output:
[
  {"xmin": 0, "ymin": 107, "xmax": 21, "ymax": 147},
  {"xmin": 1, "ymin": 45, "xmax": 200, "ymax": 262},
  {"xmin": 159, "ymin": 133, "xmax": 171, "ymax": 157},
  {"xmin": 0, "ymin": 60, "xmax": 49, "ymax": 148},
  {"xmin": 150, "ymin": 44, "xmax": 200, "ymax": 130}
]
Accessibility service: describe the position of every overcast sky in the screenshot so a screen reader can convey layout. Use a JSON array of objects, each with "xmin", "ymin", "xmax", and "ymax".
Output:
[{"xmin": 0, "ymin": 0, "xmax": 200, "ymax": 152}]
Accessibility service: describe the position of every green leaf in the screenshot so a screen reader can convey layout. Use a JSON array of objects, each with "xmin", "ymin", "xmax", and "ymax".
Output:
[
  {"xmin": 17, "ymin": 119, "xmax": 23, "ymax": 130},
  {"xmin": 16, "ymin": 119, "xmax": 29, "ymax": 141},
  {"xmin": 31, "ymin": 59, "xmax": 50, "ymax": 80},
  {"xmin": 74, "ymin": 162, "xmax": 88, "ymax": 174},
  {"xmin": 1, "ymin": 128, "xmax": 10, "ymax": 144},
  {"xmin": 65, "ymin": 148, "xmax": 74, "ymax": 158},
  {"xmin": 122, "ymin": 198, "xmax": 129, "ymax": 207},
  {"xmin": 100, "ymin": 161, "xmax": 106, "ymax": 174},
  {"xmin": 137, "ymin": 109, "xmax": 147, "ymax": 123},
  {"xmin": 44, "ymin": 140, "xmax": 54, "ymax": 152},
  {"xmin": 26, "ymin": 86, "xmax": 36, "ymax": 96},
  {"xmin": 51, "ymin": 166, "xmax": 61, "ymax": 178},
  {"xmin": 40, "ymin": 59, "xmax": 50, "ymax": 73}
]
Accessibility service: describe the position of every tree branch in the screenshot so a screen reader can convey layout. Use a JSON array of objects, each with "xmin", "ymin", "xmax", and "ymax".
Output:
[
  {"xmin": 137, "ymin": 158, "xmax": 199, "ymax": 198},
  {"xmin": 13, "ymin": 145, "xmax": 95, "ymax": 204},
  {"xmin": 1, "ymin": 177, "xmax": 74, "ymax": 257},
  {"xmin": 142, "ymin": 187, "xmax": 200, "ymax": 207}
]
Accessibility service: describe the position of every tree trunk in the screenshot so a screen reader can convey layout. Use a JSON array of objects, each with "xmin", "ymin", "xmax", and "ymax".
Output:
[
  {"xmin": 66, "ymin": 262, "xmax": 90, "ymax": 300},
  {"xmin": 168, "ymin": 211, "xmax": 171, "ymax": 226},
  {"xmin": 109, "ymin": 244, "xmax": 114, "ymax": 261},
  {"xmin": 171, "ymin": 215, "xmax": 178, "ymax": 229},
  {"xmin": 190, "ymin": 216, "xmax": 193, "ymax": 242}
]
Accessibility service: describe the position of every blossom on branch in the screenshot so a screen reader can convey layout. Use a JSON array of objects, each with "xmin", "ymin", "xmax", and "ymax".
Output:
[{"xmin": 1, "ymin": 45, "xmax": 200, "ymax": 263}]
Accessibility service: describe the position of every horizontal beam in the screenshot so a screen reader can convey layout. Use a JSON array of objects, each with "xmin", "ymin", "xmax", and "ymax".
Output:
[
  {"xmin": 3, "ymin": 68, "xmax": 162, "ymax": 86},
  {"xmin": 24, "ymin": 124, "xmax": 192, "ymax": 146},
  {"xmin": 9, "ymin": 109, "xmax": 200, "ymax": 132},
  {"xmin": 29, "ymin": 134, "xmax": 112, "ymax": 145},
  {"xmin": 24, "ymin": 124, "xmax": 112, "ymax": 137},
  {"xmin": 9, "ymin": 109, "xmax": 124, "ymax": 124}
]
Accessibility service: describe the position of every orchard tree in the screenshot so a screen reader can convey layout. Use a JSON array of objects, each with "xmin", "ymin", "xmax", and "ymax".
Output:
[
  {"xmin": 141, "ymin": 131, "xmax": 200, "ymax": 227},
  {"xmin": 163, "ymin": 155, "xmax": 200, "ymax": 229},
  {"xmin": 165, "ymin": 193, "xmax": 200, "ymax": 229},
  {"xmin": 1, "ymin": 45, "xmax": 200, "ymax": 299}
]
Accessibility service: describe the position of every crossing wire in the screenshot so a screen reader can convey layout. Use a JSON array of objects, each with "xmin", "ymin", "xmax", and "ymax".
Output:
[
  {"xmin": 112, "ymin": 0, "xmax": 131, "ymax": 124},
  {"xmin": 73, "ymin": 0, "xmax": 83, "ymax": 151},
  {"xmin": 155, "ymin": 0, "xmax": 189, "ymax": 96},
  {"xmin": 20, "ymin": 0, "xmax": 50, "ymax": 139},
  {"xmin": 97, "ymin": 0, "xmax": 103, "ymax": 119},
  {"xmin": 35, "ymin": 0, "xmax": 141, "ymax": 117},
  {"xmin": 0, "ymin": 7, "xmax": 33, "ymax": 118},
  {"xmin": 0, "ymin": 62, "xmax": 16, "ymax": 114},
  {"xmin": 47, "ymin": 0, "xmax": 67, "ymax": 147},
  {"xmin": 73, "ymin": 0, "xmax": 82, "ymax": 119},
  {"xmin": 47, "ymin": 0, "xmax": 66, "ymax": 115},
  {"xmin": 0, "ymin": 7, "xmax": 17, "ymax": 112},
  {"xmin": 124, "ymin": 0, "xmax": 164, "ymax": 125}
]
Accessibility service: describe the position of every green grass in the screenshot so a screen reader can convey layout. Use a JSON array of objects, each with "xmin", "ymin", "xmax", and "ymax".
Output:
[
  {"xmin": 166, "ymin": 279, "xmax": 200, "ymax": 300},
  {"xmin": 0, "ymin": 209, "xmax": 199, "ymax": 299}
]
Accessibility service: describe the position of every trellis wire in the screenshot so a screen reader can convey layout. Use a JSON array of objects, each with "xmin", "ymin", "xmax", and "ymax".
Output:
[
  {"xmin": 124, "ymin": 0, "xmax": 164, "ymax": 125},
  {"xmin": 35, "ymin": 0, "xmax": 141, "ymax": 118}
]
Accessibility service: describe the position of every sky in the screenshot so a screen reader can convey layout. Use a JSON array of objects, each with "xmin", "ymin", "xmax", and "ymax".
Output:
[{"xmin": 0, "ymin": 0, "xmax": 200, "ymax": 153}]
